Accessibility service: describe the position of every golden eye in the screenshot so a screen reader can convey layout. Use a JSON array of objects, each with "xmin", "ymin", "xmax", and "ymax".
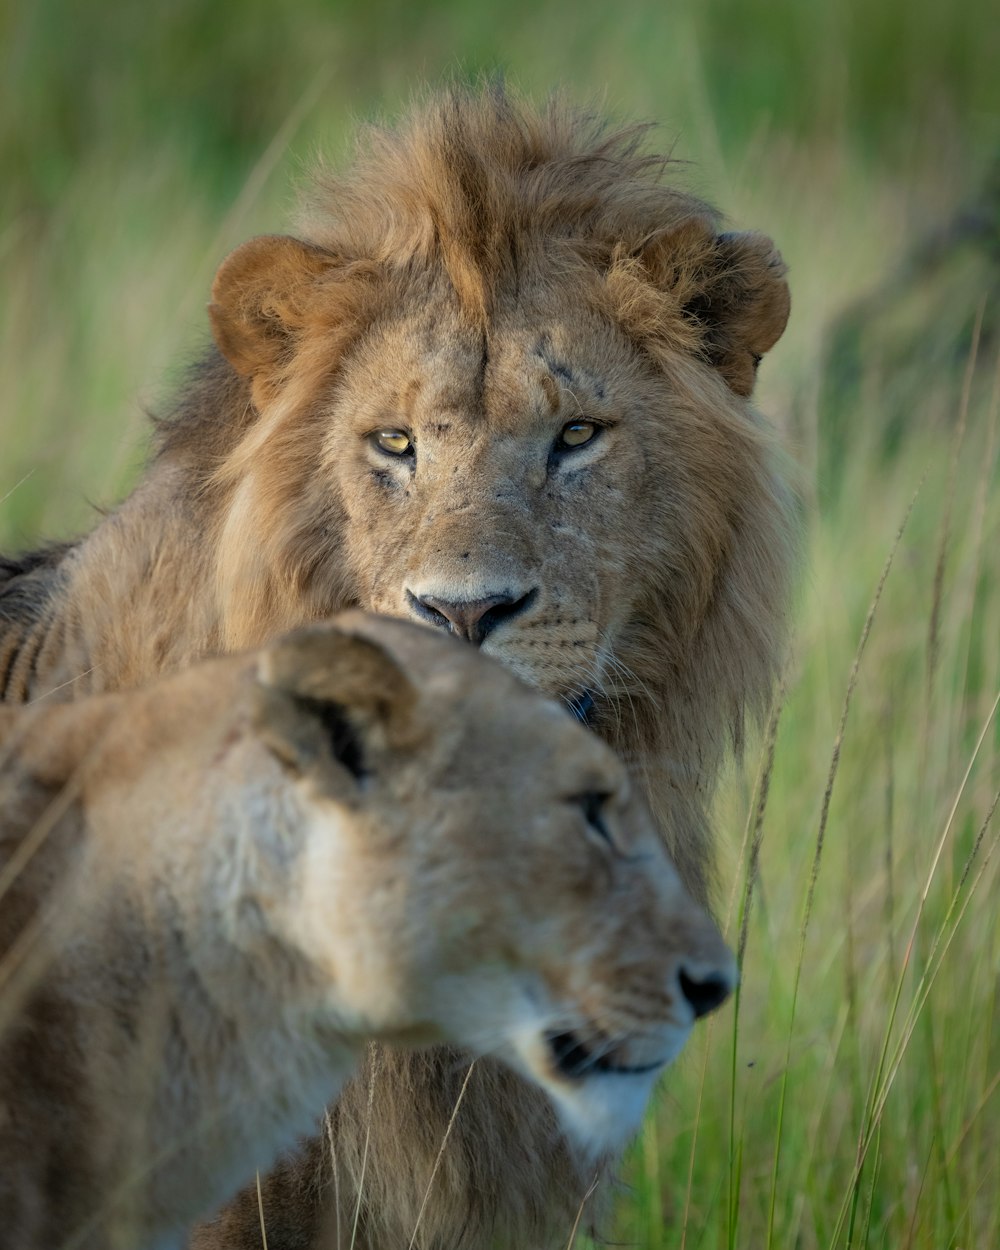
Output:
[
  {"xmin": 374, "ymin": 429, "xmax": 413, "ymax": 456},
  {"xmin": 558, "ymin": 420, "xmax": 597, "ymax": 449}
]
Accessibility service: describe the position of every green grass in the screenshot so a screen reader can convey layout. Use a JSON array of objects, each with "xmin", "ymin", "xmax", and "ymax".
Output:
[
  {"xmin": 2, "ymin": 1, "xmax": 998, "ymax": 1246},
  {"xmin": 606, "ymin": 406, "xmax": 1000, "ymax": 1249}
]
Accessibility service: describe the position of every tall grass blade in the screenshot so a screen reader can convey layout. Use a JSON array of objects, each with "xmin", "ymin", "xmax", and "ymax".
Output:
[{"xmin": 766, "ymin": 482, "xmax": 921, "ymax": 1250}]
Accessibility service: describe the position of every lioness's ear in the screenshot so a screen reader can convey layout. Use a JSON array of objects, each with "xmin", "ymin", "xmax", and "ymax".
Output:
[
  {"xmin": 253, "ymin": 625, "xmax": 416, "ymax": 783},
  {"xmin": 208, "ymin": 235, "xmax": 336, "ymax": 378},
  {"xmin": 644, "ymin": 223, "xmax": 790, "ymax": 396}
]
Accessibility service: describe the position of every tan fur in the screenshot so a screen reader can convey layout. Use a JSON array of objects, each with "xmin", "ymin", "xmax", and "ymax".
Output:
[
  {"xmin": 0, "ymin": 613, "xmax": 732, "ymax": 1250},
  {"xmin": 0, "ymin": 85, "xmax": 794, "ymax": 1248}
]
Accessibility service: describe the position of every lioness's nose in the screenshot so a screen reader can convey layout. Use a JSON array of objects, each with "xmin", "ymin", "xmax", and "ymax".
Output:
[
  {"xmin": 677, "ymin": 965, "xmax": 734, "ymax": 1020},
  {"xmin": 405, "ymin": 588, "xmax": 538, "ymax": 645}
]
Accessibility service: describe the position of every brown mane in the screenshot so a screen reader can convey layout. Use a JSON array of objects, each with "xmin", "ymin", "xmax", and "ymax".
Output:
[
  {"xmin": 301, "ymin": 87, "xmax": 713, "ymax": 323},
  {"xmin": 160, "ymin": 87, "xmax": 720, "ymax": 466}
]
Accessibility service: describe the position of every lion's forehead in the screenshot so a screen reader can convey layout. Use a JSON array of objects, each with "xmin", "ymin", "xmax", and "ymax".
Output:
[
  {"xmin": 342, "ymin": 287, "xmax": 637, "ymax": 436},
  {"xmin": 403, "ymin": 352, "xmax": 607, "ymax": 438}
]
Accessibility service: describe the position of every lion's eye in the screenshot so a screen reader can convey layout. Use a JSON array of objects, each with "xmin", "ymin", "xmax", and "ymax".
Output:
[
  {"xmin": 373, "ymin": 429, "xmax": 413, "ymax": 456},
  {"xmin": 556, "ymin": 420, "xmax": 597, "ymax": 450}
]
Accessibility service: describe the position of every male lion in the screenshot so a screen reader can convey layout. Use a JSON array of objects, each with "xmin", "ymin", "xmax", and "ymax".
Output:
[
  {"xmin": 0, "ymin": 86, "xmax": 793, "ymax": 1247},
  {"xmin": 0, "ymin": 613, "xmax": 734, "ymax": 1250}
]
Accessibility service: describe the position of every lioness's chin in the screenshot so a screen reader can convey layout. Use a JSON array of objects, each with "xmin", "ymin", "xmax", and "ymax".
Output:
[
  {"xmin": 547, "ymin": 1070, "xmax": 664, "ymax": 1159},
  {"xmin": 501, "ymin": 1023, "xmax": 690, "ymax": 1158}
]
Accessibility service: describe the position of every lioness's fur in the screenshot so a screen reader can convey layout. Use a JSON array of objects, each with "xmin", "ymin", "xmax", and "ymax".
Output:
[
  {"xmin": 0, "ymin": 86, "xmax": 793, "ymax": 1248},
  {"xmin": 0, "ymin": 613, "xmax": 733, "ymax": 1250}
]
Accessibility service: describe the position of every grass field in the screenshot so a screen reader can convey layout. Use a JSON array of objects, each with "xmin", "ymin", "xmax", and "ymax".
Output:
[{"xmin": 2, "ymin": 1, "xmax": 998, "ymax": 1246}]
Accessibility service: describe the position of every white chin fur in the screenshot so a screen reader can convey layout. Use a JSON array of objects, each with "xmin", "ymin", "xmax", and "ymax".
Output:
[
  {"xmin": 547, "ymin": 1069, "xmax": 661, "ymax": 1158},
  {"xmin": 502, "ymin": 1024, "xmax": 692, "ymax": 1158}
]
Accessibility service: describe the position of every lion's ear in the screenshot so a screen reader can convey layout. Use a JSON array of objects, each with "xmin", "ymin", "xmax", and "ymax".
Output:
[
  {"xmin": 252, "ymin": 624, "xmax": 416, "ymax": 784},
  {"xmin": 208, "ymin": 235, "xmax": 337, "ymax": 378},
  {"xmin": 692, "ymin": 230, "xmax": 790, "ymax": 396},
  {"xmin": 644, "ymin": 224, "xmax": 790, "ymax": 397}
]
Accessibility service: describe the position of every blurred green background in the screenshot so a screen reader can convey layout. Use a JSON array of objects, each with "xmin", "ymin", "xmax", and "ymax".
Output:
[
  {"xmin": 1, "ymin": 2, "xmax": 998, "ymax": 1248},
  {"xmin": 2, "ymin": 0, "xmax": 997, "ymax": 540}
]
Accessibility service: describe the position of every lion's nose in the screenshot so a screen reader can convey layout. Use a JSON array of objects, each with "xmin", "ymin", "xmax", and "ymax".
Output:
[
  {"xmin": 405, "ymin": 588, "xmax": 538, "ymax": 646},
  {"xmin": 677, "ymin": 966, "xmax": 734, "ymax": 1020}
]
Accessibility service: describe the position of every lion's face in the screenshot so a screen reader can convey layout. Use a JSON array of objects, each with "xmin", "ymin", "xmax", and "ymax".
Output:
[
  {"xmin": 212, "ymin": 251, "xmax": 787, "ymax": 723},
  {"xmin": 327, "ymin": 278, "xmax": 664, "ymax": 706},
  {"xmin": 250, "ymin": 614, "xmax": 735, "ymax": 1155}
]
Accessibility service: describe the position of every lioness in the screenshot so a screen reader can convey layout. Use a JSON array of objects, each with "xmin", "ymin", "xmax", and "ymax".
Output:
[
  {"xmin": 0, "ymin": 613, "xmax": 733, "ymax": 1250},
  {"xmin": 0, "ymin": 85, "xmax": 792, "ymax": 1247}
]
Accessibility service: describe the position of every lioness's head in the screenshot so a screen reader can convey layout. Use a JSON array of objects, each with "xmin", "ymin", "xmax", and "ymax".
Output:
[
  {"xmin": 249, "ymin": 613, "xmax": 734, "ymax": 1154},
  {"xmin": 196, "ymin": 86, "xmax": 794, "ymax": 812}
]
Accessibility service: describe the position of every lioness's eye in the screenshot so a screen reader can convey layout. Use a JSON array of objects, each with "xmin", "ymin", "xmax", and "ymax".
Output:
[
  {"xmin": 578, "ymin": 791, "xmax": 615, "ymax": 848},
  {"xmin": 556, "ymin": 420, "xmax": 597, "ymax": 450},
  {"xmin": 373, "ymin": 429, "xmax": 413, "ymax": 456}
]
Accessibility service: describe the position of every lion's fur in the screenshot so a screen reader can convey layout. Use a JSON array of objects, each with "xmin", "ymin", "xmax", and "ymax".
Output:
[
  {"xmin": 0, "ymin": 613, "xmax": 732, "ymax": 1250},
  {"xmin": 0, "ymin": 85, "xmax": 794, "ymax": 1249}
]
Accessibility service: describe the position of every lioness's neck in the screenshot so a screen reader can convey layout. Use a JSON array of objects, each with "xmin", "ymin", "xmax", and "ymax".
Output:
[{"xmin": 53, "ymin": 748, "xmax": 360, "ymax": 1247}]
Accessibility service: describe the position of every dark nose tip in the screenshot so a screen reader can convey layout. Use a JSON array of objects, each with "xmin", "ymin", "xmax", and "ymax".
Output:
[
  {"xmin": 678, "ymin": 968, "xmax": 733, "ymax": 1020},
  {"xmin": 405, "ymin": 588, "xmax": 538, "ymax": 645}
]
